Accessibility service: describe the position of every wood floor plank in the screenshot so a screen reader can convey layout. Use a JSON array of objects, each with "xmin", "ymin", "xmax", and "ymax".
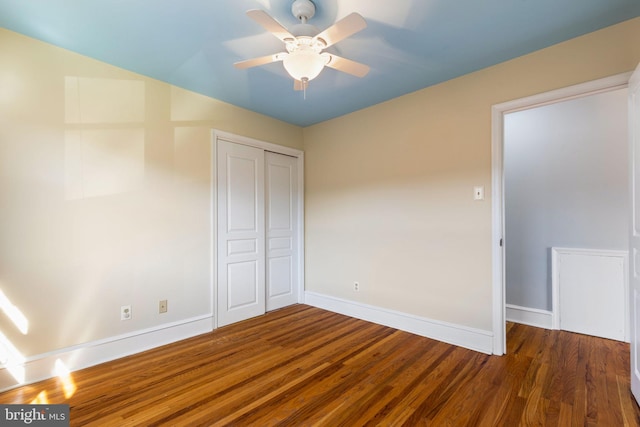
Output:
[
  {"xmin": 464, "ymin": 359, "xmax": 519, "ymax": 426},
  {"xmin": 519, "ymin": 361, "xmax": 550, "ymax": 426},
  {"xmin": 1, "ymin": 305, "xmax": 639, "ymax": 426},
  {"xmin": 234, "ymin": 330, "xmax": 415, "ymax": 425},
  {"xmin": 293, "ymin": 333, "xmax": 437, "ymax": 426}
]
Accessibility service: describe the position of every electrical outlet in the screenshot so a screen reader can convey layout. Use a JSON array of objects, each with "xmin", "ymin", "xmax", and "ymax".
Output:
[
  {"xmin": 159, "ymin": 300, "xmax": 168, "ymax": 314},
  {"xmin": 354, "ymin": 282, "xmax": 360, "ymax": 292},
  {"xmin": 121, "ymin": 305, "xmax": 131, "ymax": 321}
]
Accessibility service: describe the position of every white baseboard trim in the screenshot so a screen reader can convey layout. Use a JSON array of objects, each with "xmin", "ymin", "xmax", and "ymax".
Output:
[
  {"xmin": 304, "ymin": 292, "xmax": 494, "ymax": 354},
  {"xmin": 505, "ymin": 304, "xmax": 553, "ymax": 329},
  {"xmin": 0, "ymin": 314, "xmax": 214, "ymax": 392}
]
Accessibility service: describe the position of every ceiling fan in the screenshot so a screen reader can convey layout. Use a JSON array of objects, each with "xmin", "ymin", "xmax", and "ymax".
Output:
[{"xmin": 234, "ymin": 0, "xmax": 370, "ymax": 92}]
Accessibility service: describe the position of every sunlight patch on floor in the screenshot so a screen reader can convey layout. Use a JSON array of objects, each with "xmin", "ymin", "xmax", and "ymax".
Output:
[
  {"xmin": 31, "ymin": 390, "xmax": 49, "ymax": 404},
  {"xmin": 55, "ymin": 359, "xmax": 76, "ymax": 399}
]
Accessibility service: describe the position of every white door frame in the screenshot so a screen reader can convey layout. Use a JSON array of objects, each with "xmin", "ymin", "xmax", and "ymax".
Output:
[
  {"xmin": 491, "ymin": 72, "xmax": 631, "ymax": 354},
  {"xmin": 628, "ymin": 63, "xmax": 640, "ymax": 404},
  {"xmin": 212, "ymin": 130, "xmax": 305, "ymax": 329}
]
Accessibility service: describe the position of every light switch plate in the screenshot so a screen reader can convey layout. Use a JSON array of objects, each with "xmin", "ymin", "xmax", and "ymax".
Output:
[{"xmin": 474, "ymin": 186, "xmax": 484, "ymax": 201}]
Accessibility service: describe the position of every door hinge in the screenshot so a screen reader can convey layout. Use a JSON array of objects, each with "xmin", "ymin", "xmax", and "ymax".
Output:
[{"xmin": 500, "ymin": 238, "xmax": 503, "ymax": 247}]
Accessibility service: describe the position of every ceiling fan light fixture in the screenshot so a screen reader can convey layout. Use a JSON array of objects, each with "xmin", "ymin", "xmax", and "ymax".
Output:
[
  {"xmin": 282, "ymin": 48, "xmax": 327, "ymax": 82},
  {"xmin": 235, "ymin": 4, "xmax": 369, "ymax": 90}
]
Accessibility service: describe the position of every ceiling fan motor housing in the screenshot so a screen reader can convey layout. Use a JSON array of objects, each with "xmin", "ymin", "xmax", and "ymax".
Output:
[{"xmin": 292, "ymin": 0, "xmax": 315, "ymax": 22}]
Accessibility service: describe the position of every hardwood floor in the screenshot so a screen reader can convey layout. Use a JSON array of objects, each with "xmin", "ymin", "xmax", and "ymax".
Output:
[{"xmin": 1, "ymin": 304, "xmax": 639, "ymax": 426}]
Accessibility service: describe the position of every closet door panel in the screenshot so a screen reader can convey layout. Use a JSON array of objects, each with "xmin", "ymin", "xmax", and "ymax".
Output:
[
  {"xmin": 217, "ymin": 141, "xmax": 265, "ymax": 326},
  {"xmin": 265, "ymin": 152, "xmax": 298, "ymax": 311}
]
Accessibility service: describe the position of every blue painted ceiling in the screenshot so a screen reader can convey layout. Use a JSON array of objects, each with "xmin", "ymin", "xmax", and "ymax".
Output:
[{"xmin": 1, "ymin": 0, "xmax": 639, "ymax": 126}]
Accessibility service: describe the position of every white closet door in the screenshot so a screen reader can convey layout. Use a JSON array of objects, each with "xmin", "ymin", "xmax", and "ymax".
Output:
[
  {"xmin": 217, "ymin": 140, "xmax": 265, "ymax": 327},
  {"xmin": 265, "ymin": 152, "xmax": 298, "ymax": 311},
  {"xmin": 629, "ymin": 62, "xmax": 640, "ymax": 405}
]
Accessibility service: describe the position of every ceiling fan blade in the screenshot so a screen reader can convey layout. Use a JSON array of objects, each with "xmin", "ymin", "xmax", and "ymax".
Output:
[
  {"xmin": 324, "ymin": 54, "xmax": 370, "ymax": 77},
  {"xmin": 234, "ymin": 53, "xmax": 287, "ymax": 69},
  {"xmin": 246, "ymin": 9, "xmax": 295, "ymax": 43},
  {"xmin": 314, "ymin": 12, "xmax": 367, "ymax": 48}
]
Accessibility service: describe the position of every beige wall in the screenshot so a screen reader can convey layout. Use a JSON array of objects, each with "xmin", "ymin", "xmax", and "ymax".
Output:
[
  {"xmin": 0, "ymin": 28, "xmax": 302, "ymax": 357},
  {"xmin": 303, "ymin": 17, "xmax": 640, "ymax": 331}
]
